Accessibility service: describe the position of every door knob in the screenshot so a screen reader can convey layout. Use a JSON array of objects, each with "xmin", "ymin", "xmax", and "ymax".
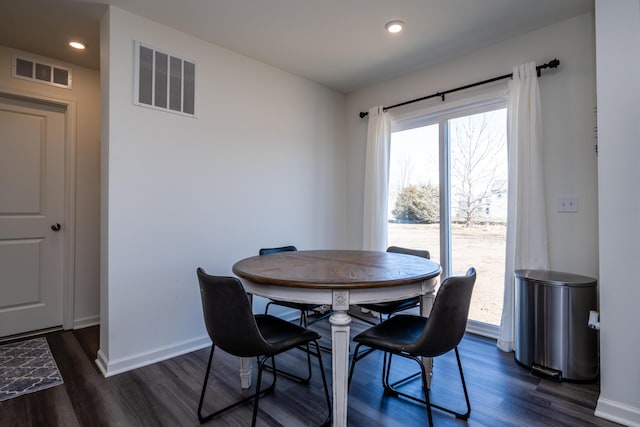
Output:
[{"xmin": 51, "ymin": 223, "xmax": 61, "ymax": 231}]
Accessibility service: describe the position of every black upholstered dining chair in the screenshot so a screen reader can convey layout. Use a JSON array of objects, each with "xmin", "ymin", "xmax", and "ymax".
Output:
[
  {"xmin": 260, "ymin": 245, "xmax": 330, "ymax": 328},
  {"xmin": 260, "ymin": 246, "xmax": 317, "ymax": 325},
  {"xmin": 196, "ymin": 268, "xmax": 331, "ymax": 426},
  {"xmin": 348, "ymin": 267, "xmax": 476, "ymax": 426},
  {"xmin": 259, "ymin": 245, "xmax": 321, "ymax": 382},
  {"xmin": 355, "ymin": 246, "xmax": 432, "ymax": 386},
  {"xmin": 358, "ymin": 246, "xmax": 431, "ymax": 324}
]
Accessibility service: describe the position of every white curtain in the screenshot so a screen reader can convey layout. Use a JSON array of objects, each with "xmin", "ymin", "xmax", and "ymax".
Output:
[
  {"xmin": 363, "ymin": 106, "xmax": 391, "ymax": 251},
  {"xmin": 498, "ymin": 62, "xmax": 550, "ymax": 352}
]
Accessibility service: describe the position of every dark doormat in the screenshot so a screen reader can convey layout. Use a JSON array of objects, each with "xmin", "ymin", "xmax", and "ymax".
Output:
[{"xmin": 0, "ymin": 337, "xmax": 63, "ymax": 401}]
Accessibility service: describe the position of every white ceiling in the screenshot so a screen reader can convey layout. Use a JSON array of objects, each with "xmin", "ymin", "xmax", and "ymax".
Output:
[{"xmin": 0, "ymin": 0, "xmax": 594, "ymax": 93}]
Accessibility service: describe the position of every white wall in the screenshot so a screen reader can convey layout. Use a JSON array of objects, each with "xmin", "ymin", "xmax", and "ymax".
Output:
[
  {"xmin": 595, "ymin": 1, "xmax": 640, "ymax": 425},
  {"xmin": 98, "ymin": 7, "xmax": 347, "ymax": 375},
  {"xmin": 0, "ymin": 45, "xmax": 101, "ymax": 329},
  {"xmin": 346, "ymin": 13, "xmax": 599, "ymax": 279}
]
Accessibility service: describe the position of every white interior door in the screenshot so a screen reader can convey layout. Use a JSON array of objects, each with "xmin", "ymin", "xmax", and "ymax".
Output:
[{"xmin": 0, "ymin": 94, "xmax": 66, "ymax": 338}]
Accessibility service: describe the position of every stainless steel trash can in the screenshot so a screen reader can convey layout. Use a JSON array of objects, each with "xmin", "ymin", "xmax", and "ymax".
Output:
[{"xmin": 514, "ymin": 269, "xmax": 599, "ymax": 382}]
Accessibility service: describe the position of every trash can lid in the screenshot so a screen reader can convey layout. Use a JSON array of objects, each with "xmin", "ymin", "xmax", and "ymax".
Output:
[{"xmin": 514, "ymin": 269, "xmax": 597, "ymax": 287}]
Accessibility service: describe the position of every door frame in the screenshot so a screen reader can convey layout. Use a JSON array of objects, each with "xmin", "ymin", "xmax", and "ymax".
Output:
[{"xmin": 1, "ymin": 87, "xmax": 77, "ymax": 331}]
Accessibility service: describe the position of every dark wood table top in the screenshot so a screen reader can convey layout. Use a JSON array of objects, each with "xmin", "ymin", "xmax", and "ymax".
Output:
[{"xmin": 232, "ymin": 249, "xmax": 441, "ymax": 289}]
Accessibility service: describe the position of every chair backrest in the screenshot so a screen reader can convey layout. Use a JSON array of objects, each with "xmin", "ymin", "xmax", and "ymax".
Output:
[
  {"xmin": 259, "ymin": 245, "xmax": 298, "ymax": 255},
  {"xmin": 413, "ymin": 267, "xmax": 476, "ymax": 357},
  {"xmin": 387, "ymin": 246, "xmax": 430, "ymax": 259},
  {"xmin": 196, "ymin": 268, "xmax": 270, "ymax": 357}
]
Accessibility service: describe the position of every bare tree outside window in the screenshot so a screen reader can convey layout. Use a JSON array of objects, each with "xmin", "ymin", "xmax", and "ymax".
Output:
[
  {"xmin": 394, "ymin": 152, "xmax": 415, "ymax": 192},
  {"xmin": 450, "ymin": 110, "xmax": 507, "ymax": 227}
]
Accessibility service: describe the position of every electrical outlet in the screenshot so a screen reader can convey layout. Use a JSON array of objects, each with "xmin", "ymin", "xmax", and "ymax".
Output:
[{"xmin": 557, "ymin": 195, "xmax": 578, "ymax": 213}]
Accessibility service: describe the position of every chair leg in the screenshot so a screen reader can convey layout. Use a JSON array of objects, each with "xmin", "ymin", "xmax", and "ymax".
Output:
[
  {"xmin": 382, "ymin": 347, "xmax": 471, "ymax": 422},
  {"xmin": 383, "ymin": 354, "xmax": 434, "ymax": 426},
  {"xmin": 259, "ymin": 341, "xmax": 331, "ymax": 427},
  {"xmin": 375, "ymin": 313, "xmax": 420, "ymax": 389},
  {"xmin": 262, "ymin": 308, "xmax": 313, "ymax": 383},
  {"xmin": 350, "ymin": 346, "xmax": 434, "ymax": 427},
  {"xmin": 348, "ymin": 343, "xmax": 366, "ymax": 389},
  {"xmin": 264, "ymin": 301, "xmax": 274, "ymax": 315},
  {"xmin": 264, "ymin": 343, "xmax": 313, "ymax": 384},
  {"xmin": 252, "ymin": 356, "xmax": 274, "ymax": 427},
  {"xmin": 390, "ymin": 370, "xmax": 421, "ymax": 388},
  {"xmin": 457, "ymin": 347, "xmax": 471, "ymax": 418},
  {"xmin": 305, "ymin": 307, "xmax": 332, "ymax": 327},
  {"xmin": 427, "ymin": 348, "xmax": 470, "ymax": 420},
  {"xmin": 197, "ymin": 345, "xmax": 216, "ymax": 423},
  {"xmin": 197, "ymin": 346, "xmax": 275, "ymax": 424},
  {"xmin": 381, "ymin": 352, "xmax": 394, "ymax": 393},
  {"xmin": 310, "ymin": 340, "xmax": 332, "ymax": 427},
  {"xmin": 381, "ymin": 351, "xmax": 422, "ymax": 390},
  {"xmin": 419, "ymin": 361, "xmax": 434, "ymax": 427}
]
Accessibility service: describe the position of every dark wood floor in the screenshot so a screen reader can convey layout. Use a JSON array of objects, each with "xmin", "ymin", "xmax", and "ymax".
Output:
[{"xmin": 0, "ymin": 317, "xmax": 620, "ymax": 427}]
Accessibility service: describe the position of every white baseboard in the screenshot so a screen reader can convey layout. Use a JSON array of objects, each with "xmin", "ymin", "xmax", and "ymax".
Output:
[
  {"xmin": 94, "ymin": 335, "xmax": 211, "ymax": 378},
  {"xmin": 73, "ymin": 315, "xmax": 100, "ymax": 330},
  {"xmin": 95, "ymin": 349, "xmax": 109, "ymax": 377},
  {"xmin": 92, "ymin": 303, "xmax": 300, "ymax": 378},
  {"xmin": 595, "ymin": 397, "xmax": 640, "ymax": 427},
  {"xmin": 466, "ymin": 319, "xmax": 500, "ymax": 339}
]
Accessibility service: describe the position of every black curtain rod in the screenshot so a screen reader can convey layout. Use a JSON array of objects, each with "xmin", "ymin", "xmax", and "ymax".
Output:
[{"xmin": 359, "ymin": 58, "xmax": 560, "ymax": 118}]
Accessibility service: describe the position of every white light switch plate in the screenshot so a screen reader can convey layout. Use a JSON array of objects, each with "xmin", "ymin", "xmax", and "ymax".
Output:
[{"xmin": 557, "ymin": 195, "xmax": 578, "ymax": 213}]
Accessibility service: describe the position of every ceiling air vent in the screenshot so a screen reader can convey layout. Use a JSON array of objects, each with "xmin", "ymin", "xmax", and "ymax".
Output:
[
  {"xmin": 12, "ymin": 55, "xmax": 72, "ymax": 89},
  {"xmin": 134, "ymin": 41, "xmax": 196, "ymax": 117}
]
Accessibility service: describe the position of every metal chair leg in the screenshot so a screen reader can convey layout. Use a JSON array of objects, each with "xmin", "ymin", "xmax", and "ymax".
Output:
[
  {"xmin": 381, "ymin": 349, "xmax": 422, "ymax": 391},
  {"xmin": 197, "ymin": 346, "xmax": 275, "ymax": 424},
  {"xmin": 198, "ymin": 342, "xmax": 330, "ymax": 426},
  {"xmin": 420, "ymin": 361, "xmax": 434, "ymax": 427},
  {"xmin": 263, "ymin": 305, "xmax": 314, "ymax": 383},
  {"xmin": 264, "ymin": 343, "xmax": 313, "ymax": 384},
  {"xmin": 381, "ymin": 347, "xmax": 471, "ymax": 422},
  {"xmin": 347, "ymin": 344, "xmax": 360, "ymax": 389},
  {"xmin": 310, "ymin": 340, "xmax": 332, "ymax": 427},
  {"xmin": 351, "ymin": 311, "xmax": 422, "ymax": 386},
  {"xmin": 261, "ymin": 340, "xmax": 332, "ymax": 427},
  {"xmin": 252, "ymin": 356, "xmax": 275, "ymax": 427}
]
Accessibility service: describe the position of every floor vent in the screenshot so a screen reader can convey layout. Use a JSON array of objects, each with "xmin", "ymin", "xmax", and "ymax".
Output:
[
  {"xmin": 134, "ymin": 41, "xmax": 196, "ymax": 117},
  {"xmin": 12, "ymin": 55, "xmax": 72, "ymax": 89}
]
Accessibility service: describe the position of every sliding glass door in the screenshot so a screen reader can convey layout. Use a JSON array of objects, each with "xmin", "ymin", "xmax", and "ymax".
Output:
[{"xmin": 387, "ymin": 101, "xmax": 507, "ymax": 335}]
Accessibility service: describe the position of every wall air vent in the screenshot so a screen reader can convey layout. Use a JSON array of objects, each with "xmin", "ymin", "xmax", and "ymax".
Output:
[
  {"xmin": 12, "ymin": 55, "xmax": 72, "ymax": 89},
  {"xmin": 134, "ymin": 41, "xmax": 196, "ymax": 117}
]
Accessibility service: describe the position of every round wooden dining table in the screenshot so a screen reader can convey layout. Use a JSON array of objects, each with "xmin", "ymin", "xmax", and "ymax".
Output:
[{"xmin": 232, "ymin": 250, "xmax": 441, "ymax": 427}]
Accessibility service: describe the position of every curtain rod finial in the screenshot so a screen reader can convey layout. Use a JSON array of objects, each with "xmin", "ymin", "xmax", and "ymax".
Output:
[{"xmin": 359, "ymin": 111, "xmax": 369, "ymax": 118}]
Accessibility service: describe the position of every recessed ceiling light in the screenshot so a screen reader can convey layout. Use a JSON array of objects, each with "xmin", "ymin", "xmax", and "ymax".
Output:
[
  {"xmin": 385, "ymin": 20, "xmax": 405, "ymax": 34},
  {"xmin": 69, "ymin": 40, "xmax": 86, "ymax": 50}
]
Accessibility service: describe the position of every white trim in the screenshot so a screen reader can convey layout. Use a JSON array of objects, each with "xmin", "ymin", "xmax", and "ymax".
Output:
[
  {"xmin": 595, "ymin": 397, "xmax": 640, "ymax": 427},
  {"xmin": 63, "ymin": 100, "xmax": 77, "ymax": 331},
  {"xmin": 95, "ymin": 335, "xmax": 211, "ymax": 377},
  {"xmin": 11, "ymin": 54, "xmax": 73, "ymax": 89},
  {"xmin": 0, "ymin": 87, "xmax": 77, "ymax": 332},
  {"xmin": 390, "ymin": 85, "xmax": 507, "ymax": 132},
  {"xmin": 73, "ymin": 315, "xmax": 100, "ymax": 330},
  {"xmin": 466, "ymin": 319, "xmax": 500, "ymax": 339},
  {"xmin": 95, "ymin": 349, "xmax": 109, "ymax": 377}
]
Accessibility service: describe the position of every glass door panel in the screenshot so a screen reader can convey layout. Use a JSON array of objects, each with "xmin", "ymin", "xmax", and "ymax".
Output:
[
  {"xmin": 388, "ymin": 124, "xmax": 440, "ymax": 266},
  {"xmin": 447, "ymin": 108, "xmax": 507, "ymax": 325},
  {"xmin": 387, "ymin": 103, "xmax": 507, "ymax": 333}
]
